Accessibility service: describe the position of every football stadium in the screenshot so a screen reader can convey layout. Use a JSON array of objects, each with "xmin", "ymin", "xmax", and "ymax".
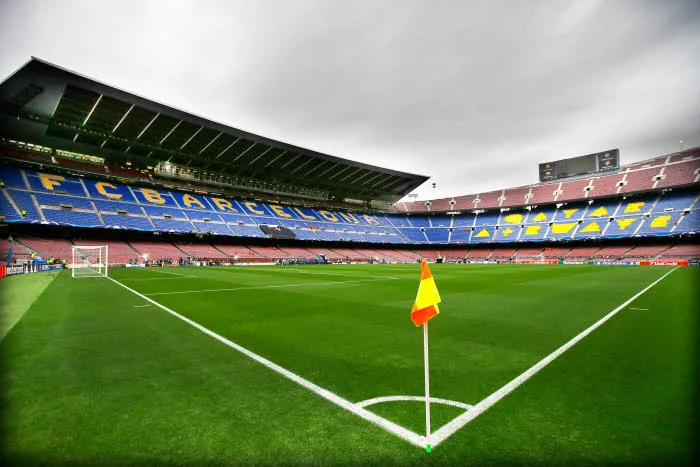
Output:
[{"xmin": 1, "ymin": 6, "xmax": 699, "ymax": 466}]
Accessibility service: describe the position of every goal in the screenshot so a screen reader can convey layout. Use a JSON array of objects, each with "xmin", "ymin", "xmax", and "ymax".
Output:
[{"xmin": 72, "ymin": 245, "xmax": 109, "ymax": 278}]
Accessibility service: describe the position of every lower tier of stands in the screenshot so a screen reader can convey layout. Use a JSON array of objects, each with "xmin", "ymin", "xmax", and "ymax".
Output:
[{"xmin": 2, "ymin": 238, "xmax": 698, "ymax": 264}]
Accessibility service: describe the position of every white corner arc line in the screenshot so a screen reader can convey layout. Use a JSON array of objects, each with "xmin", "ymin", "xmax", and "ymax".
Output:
[
  {"xmin": 106, "ymin": 276, "xmax": 426, "ymax": 448},
  {"xmin": 144, "ymin": 278, "xmax": 393, "ymax": 296},
  {"xmin": 357, "ymin": 395, "xmax": 472, "ymax": 411},
  {"xmin": 429, "ymin": 266, "xmax": 680, "ymax": 448}
]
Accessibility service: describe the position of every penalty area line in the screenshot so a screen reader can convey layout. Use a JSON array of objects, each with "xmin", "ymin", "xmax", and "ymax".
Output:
[
  {"xmin": 144, "ymin": 278, "xmax": 395, "ymax": 296},
  {"xmin": 106, "ymin": 275, "xmax": 426, "ymax": 448},
  {"xmin": 428, "ymin": 266, "xmax": 680, "ymax": 448}
]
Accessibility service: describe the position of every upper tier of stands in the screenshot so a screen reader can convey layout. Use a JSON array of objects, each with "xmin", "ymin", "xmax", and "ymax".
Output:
[
  {"xmin": 395, "ymin": 148, "xmax": 700, "ymax": 213},
  {"xmin": 1, "ymin": 163, "xmax": 698, "ymax": 245}
]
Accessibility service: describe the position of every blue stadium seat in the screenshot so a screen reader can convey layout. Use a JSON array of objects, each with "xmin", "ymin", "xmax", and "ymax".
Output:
[
  {"xmin": 34, "ymin": 192, "xmax": 93, "ymax": 210},
  {"xmin": 0, "ymin": 167, "xmax": 28, "ymax": 189},
  {"xmin": 7, "ymin": 190, "xmax": 41, "ymax": 220},
  {"xmin": 191, "ymin": 221, "xmax": 233, "ymax": 235},
  {"xmin": 26, "ymin": 172, "xmax": 87, "ymax": 196},
  {"xmin": 102, "ymin": 214, "xmax": 153, "ymax": 230},
  {"xmin": 43, "ymin": 209, "xmax": 102, "ymax": 226},
  {"xmin": 152, "ymin": 218, "xmax": 195, "ymax": 232},
  {"xmin": 94, "ymin": 199, "xmax": 144, "ymax": 215},
  {"xmin": 142, "ymin": 205, "xmax": 187, "ymax": 219}
]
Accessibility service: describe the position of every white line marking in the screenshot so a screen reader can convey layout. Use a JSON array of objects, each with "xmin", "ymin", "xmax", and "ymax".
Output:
[
  {"xmin": 275, "ymin": 269, "xmax": 399, "ymax": 280},
  {"xmin": 144, "ymin": 278, "xmax": 394, "ymax": 296},
  {"xmin": 356, "ymin": 395, "xmax": 472, "ymax": 411},
  {"xmin": 628, "ymin": 307, "xmax": 648, "ymax": 310},
  {"xmin": 122, "ymin": 277, "xmax": 191, "ymax": 281},
  {"xmin": 106, "ymin": 276, "xmax": 426, "ymax": 448},
  {"xmin": 429, "ymin": 266, "xmax": 679, "ymax": 448},
  {"xmin": 153, "ymin": 270, "xmax": 196, "ymax": 278},
  {"xmin": 133, "ymin": 304, "xmax": 152, "ymax": 307}
]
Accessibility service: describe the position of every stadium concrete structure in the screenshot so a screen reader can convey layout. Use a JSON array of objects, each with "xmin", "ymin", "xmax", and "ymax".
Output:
[{"xmin": 0, "ymin": 58, "xmax": 699, "ymax": 265}]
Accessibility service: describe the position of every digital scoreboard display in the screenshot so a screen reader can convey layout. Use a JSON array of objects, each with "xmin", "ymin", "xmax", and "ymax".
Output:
[{"xmin": 539, "ymin": 149, "xmax": 619, "ymax": 182}]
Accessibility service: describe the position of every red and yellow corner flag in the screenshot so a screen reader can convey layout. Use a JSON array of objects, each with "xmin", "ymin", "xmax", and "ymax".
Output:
[{"xmin": 411, "ymin": 260, "xmax": 441, "ymax": 326}]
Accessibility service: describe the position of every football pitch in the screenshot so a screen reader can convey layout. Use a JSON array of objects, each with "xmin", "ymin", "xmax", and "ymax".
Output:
[{"xmin": 1, "ymin": 263, "xmax": 696, "ymax": 464}]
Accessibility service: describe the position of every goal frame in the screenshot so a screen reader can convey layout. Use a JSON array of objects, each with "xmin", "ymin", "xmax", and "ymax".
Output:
[{"xmin": 71, "ymin": 245, "xmax": 109, "ymax": 278}]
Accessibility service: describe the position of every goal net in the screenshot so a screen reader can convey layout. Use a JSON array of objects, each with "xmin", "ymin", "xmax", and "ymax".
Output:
[{"xmin": 72, "ymin": 245, "xmax": 109, "ymax": 278}]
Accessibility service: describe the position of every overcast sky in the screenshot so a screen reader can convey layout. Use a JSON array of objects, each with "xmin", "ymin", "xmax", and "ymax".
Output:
[{"xmin": 0, "ymin": 0, "xmax": 698, "ymax": 200}]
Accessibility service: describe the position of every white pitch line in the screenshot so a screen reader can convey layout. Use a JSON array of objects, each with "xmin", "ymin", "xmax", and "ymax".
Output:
[
  {"xmin": 356, "ymin": 395, "xmax": 472, "ymax": 411},
  {"xmin": 152, "ymin": 270, "xmax": 196, "ymax": 278},
  {"xmin": 122, "ymin": 277, "xmax": 191, "ymax": 281},
  {"xmin": 628, "ymin": 307, "xmax": 648, "ymax": 311},
  {"xmin": 428, "ymin": 266, "xmax": 679, "ymax": 448},
  {"xmin": 106, "ymin": 276, "xmax": 426, "ymax": 448},
  {"xmin": 144, "ymin": 278, "xmax": 394, "ymax": 296},
  {"xmin": 133, "ymin": 304, "xmax": 152, "ymax": 307},
  {"xmin": 275, "ymin": 270, "xmax": 399, "ymax": 280}
]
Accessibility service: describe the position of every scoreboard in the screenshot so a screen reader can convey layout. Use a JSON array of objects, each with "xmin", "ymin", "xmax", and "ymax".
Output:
[{"xmin": 539, "ymin": 149, "xmax": 619, "ymax": 182}]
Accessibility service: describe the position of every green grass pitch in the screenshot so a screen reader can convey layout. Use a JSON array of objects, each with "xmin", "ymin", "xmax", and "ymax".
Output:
[{"xmin": 1, "ymin": 264, "xmax": 696, "ymax": 465}]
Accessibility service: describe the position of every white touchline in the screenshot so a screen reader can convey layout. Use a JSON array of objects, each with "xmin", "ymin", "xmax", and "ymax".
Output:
[
  {"xmin": 428, "ymin": 266, "xmax": 680, "ymax": 448},
  {"xmin": 133, "ymin": 304, "xmax": 152, "ymax": 307},
  {"xmin": 145, "ymin": 278, "xmax": 395, "ymax": 296},
  {"xmin": 629, "ymin": 307, "xmax": 648, "ymax": 311},
  {"xmin": 106, "ymin": 276, "xmax": 426, "ymax": 448},
  {"xmin": 356, "ymin": 396, "xmax": 472, "ymax": 411}
]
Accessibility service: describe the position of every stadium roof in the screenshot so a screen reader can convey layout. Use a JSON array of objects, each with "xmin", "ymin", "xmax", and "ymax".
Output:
[{"xmin": 0, "ymin": 58, "xmax": 428, "ymax": 202}]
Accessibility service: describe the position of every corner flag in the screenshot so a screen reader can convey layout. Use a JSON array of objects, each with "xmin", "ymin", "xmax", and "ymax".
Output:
[{"xmin": 410, "ymin": 260, "xmax": 441, "ymax": 326}]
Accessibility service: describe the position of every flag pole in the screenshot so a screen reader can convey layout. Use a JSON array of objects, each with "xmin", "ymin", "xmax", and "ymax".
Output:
[{"xmin": 424, "ymin": 320, "xmax": 431, "ymax": 452}]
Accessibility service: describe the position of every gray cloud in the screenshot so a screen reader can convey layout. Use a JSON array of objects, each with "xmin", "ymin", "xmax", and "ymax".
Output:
[{"xmin": 0, "ymin": 0, "xmax": 698, "ymax": 200}]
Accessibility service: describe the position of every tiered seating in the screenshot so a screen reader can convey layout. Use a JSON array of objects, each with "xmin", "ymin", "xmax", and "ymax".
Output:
[
  {"xmin": 501, "ymin": 187, "xmax": 529, "ymax": 207},
  {"xmin": 619, "ymin": 169, "xmax": 658, "ymax": 194},
  {"xmin": 490, "ymin": 247, "xmax": 516, "ymax": 258},
  {"xmin": 588, "ymin": 173, "xmax": 623, "ymax": 197},
  {"xmin": 623, "ymin": 245, "xmax": 669, "ymax": 258},
  {"xmin": 248, "ymin": 246, "xmax": 288, "ymax": 259},
  {"xmin": 567, "ymin": 246, "xmax": 601, "ymax": 258},
  {"xmin": 657, "ymin": 160, "xmax": 700, "ymax": 188},
  {"xmin": 475, "ymin": 191, "xmax": 501, "ymax": 209},
  {"xmin": 0, "ymin": 239, "xmax": 32, "ymax": 261},
  {"xmin": 35, "ymin": 192, "xmax": 93, "ymax": 209},
  {"xmin": 43, "ymin": 210, "xmax": 102, "ymax": 226},
  {"xmin": 211, "ymin": 244, "xmax": 266, "ymax": 260},
  {"xmin": 452, "ymin": 194, "xmax": 478, "ymax": 211},
  {"xmin": 467, "ymin": 249, "xmax": 490, "ymax": 258},
  {"xmin": 658, "ymin": 244, "xmax": 700, "ymax": 260},
  {"xmin": 0, "ymin": 191, "xmax": 21, "ymax": 219},
  {"xmin": 129, "ymin": 242, "xmax": 185, "ymax": 261},
  {"xmin": 102, "ymin": 214, "xmax": 153, "ymax": 229},
  {"xmin": 592, "ymin": 246, "xmax": 633, "ymax": 258},
  {"xmin": 441, "ymin": 248, "xmax": 470, "ymax": 259},
  {"xmin": 543, "ymin": 247, "xmax": 571, "ymax": 258},
  {"xmin": 16, "ymin": 237, "xmax": 73, "ymax": 259},
  {"xmin": 528, "ymin": 184, "xmax": 558, "ymax": 204},
  {"xmin": 7, "ymin": 190, "xmax": 41, "ymax": 219},
  {"xmin": 557, "ymin": 179, "xmax": 590, "ymax": 202},
  {"xmin": 416, "ymin": 250, "xmax": 442, "ymax": 260},
  {"xmin": 278, "ymin": 247, "xmax": 315, "ymax": 259},
  {"xmin": 513, "ymin": 247, "xmax": 543, "ymax": 257},
  {"xmin": 176, "ymin": 243, "xmax": 227, "ymax": 258}
]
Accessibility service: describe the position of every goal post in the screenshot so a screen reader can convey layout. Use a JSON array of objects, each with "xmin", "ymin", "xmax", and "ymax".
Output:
[{"xmin": 72, "ymin": 245, "xmax": 109, "ymax": 278}]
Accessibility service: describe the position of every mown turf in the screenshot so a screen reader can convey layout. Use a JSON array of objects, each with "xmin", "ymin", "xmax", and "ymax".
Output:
[
  {"xmin": 1, "ymin": 264, "xmax": 696, "ymax": 465},
  {"xmin": 0, "ymin": 271, "xmax": 54, "ymax": 340}
]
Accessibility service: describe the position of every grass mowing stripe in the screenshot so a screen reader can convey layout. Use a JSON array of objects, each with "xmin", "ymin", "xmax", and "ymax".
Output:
[
  {"xmin": 106, "ymin": 275, "xmax": 427, "ymax": 448},
  {"xmin": 144, "ymin": 277, "xmax": 397, "ymax": 296},
  {"xmin": 430, "ymin": 266, "xmax": 680, "ymax": 448},
  {"xmin": 0, "ymin": 273, "xmax": 54, "ymax": 341}
]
